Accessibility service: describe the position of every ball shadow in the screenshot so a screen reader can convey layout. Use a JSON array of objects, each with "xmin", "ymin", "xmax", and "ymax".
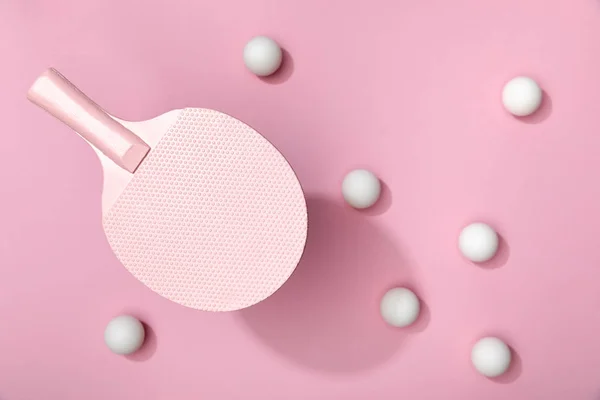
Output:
[
  {"xmin": 358, "ymin": 181, "xmax": 393, "ymax": 216},
  {"xmin": 259, "ymin": 49, "xmax": 294, "ymax": 85},
  {"xmin": 126, "ymin": 322, "xmax": 157, "ymax": 362},
  {"xmin": 478, "ymin": 235, "xmax": 511, "ymax": 269},
  {"xmin": 238, "ymin": 197, "xmax": 414, "ymax": 374},
  {"xmin": 407, "ymin": 297, "xmax": 431, "ymax": 334},
  {"xmin": 516, "ymin": 91, "xmax": 552, "ymax": 124},
  {"xmin": 489, "ymin": 347, "xmax": 523, "ymax": 384}
]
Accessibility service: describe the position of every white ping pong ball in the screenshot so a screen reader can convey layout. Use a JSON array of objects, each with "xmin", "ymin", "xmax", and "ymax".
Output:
[
  {"xmin": 459, "ymin": 222, "xmax": 499, "ymax": 262},
  {"xmin": 471, "ymin": 337, "xmax": 512, "ymax": 377},
  {"xmin": 104, "ymin": 315, "xmax": 146, "ymax": 355},
  {"xmin": 502, "ymin": 76, "xmax": 542, "ymax": 116},
  {"xmin": 342, "ymin": 169, "xmax": 381, "ymax": 209},
  {"xmin": 380, "ymin": 288, "xmax": 420, "ymax": 327},
  {"xmin": 243, "ymin": 36, "xmax": 283, "ymax": 76}
]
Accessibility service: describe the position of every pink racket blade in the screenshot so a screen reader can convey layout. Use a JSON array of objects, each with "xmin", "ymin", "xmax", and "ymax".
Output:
[{"xmin": 28, "ymin": 68, "xmax": 308, "ymax": 311}]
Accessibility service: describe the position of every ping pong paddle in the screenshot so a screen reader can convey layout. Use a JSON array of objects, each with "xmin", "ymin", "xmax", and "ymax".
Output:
[{"xmin": 28, "ymin": 68, "xmax": 307, "ymax": 311}]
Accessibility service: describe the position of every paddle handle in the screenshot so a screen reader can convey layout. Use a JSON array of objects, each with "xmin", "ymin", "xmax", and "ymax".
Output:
[{"xmin": 27, "ymin": 68, "xmax": 150, "ymax": 173}]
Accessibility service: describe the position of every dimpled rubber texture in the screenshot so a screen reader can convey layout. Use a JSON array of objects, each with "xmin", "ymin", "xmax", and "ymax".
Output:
[{"xmin": 102, "ymin": 108, "xmax": 307, "ymax": 311}]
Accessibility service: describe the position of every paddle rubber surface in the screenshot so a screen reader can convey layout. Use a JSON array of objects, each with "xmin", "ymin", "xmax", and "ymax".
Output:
[{"xmin": 103, "ymin": 108, "xmax": 307, "ymax": 311}]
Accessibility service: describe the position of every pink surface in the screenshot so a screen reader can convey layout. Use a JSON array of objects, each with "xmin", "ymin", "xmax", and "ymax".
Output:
[{"xmin": 2, "ymin": 0, "xmax": 600, "ymax": 398}]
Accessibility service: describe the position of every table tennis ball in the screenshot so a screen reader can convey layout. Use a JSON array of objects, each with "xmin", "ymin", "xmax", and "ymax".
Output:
[
  {"xmin": 502, "ymin": 76, "xmax": 542, "ymax": 116},
  {"xmin": 243, "ymin": 36, "xmax": 283, "ymax": 76},
  {"xmin": 471, "ymin": 337, "xmax": 512, "ymax": 377},
  {"xmin": 380, "ymin": 288, "xmax": 420, "ymax": 327},
  {"xmin": 104, "ymin": 315, "xmax": 145, "ymax": 355},
  {"xmin": 459, "ymin": 222, "xmax": 499, "ymax": 262},
  {"xmin": 342, "ymin": 169, "xmax": 381, "ymax": 209}
]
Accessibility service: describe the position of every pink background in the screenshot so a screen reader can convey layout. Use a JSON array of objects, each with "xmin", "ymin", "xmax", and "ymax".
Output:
[{"xmin": 2, "ymin": 0, "xmax": 600, "ymax": 398}]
